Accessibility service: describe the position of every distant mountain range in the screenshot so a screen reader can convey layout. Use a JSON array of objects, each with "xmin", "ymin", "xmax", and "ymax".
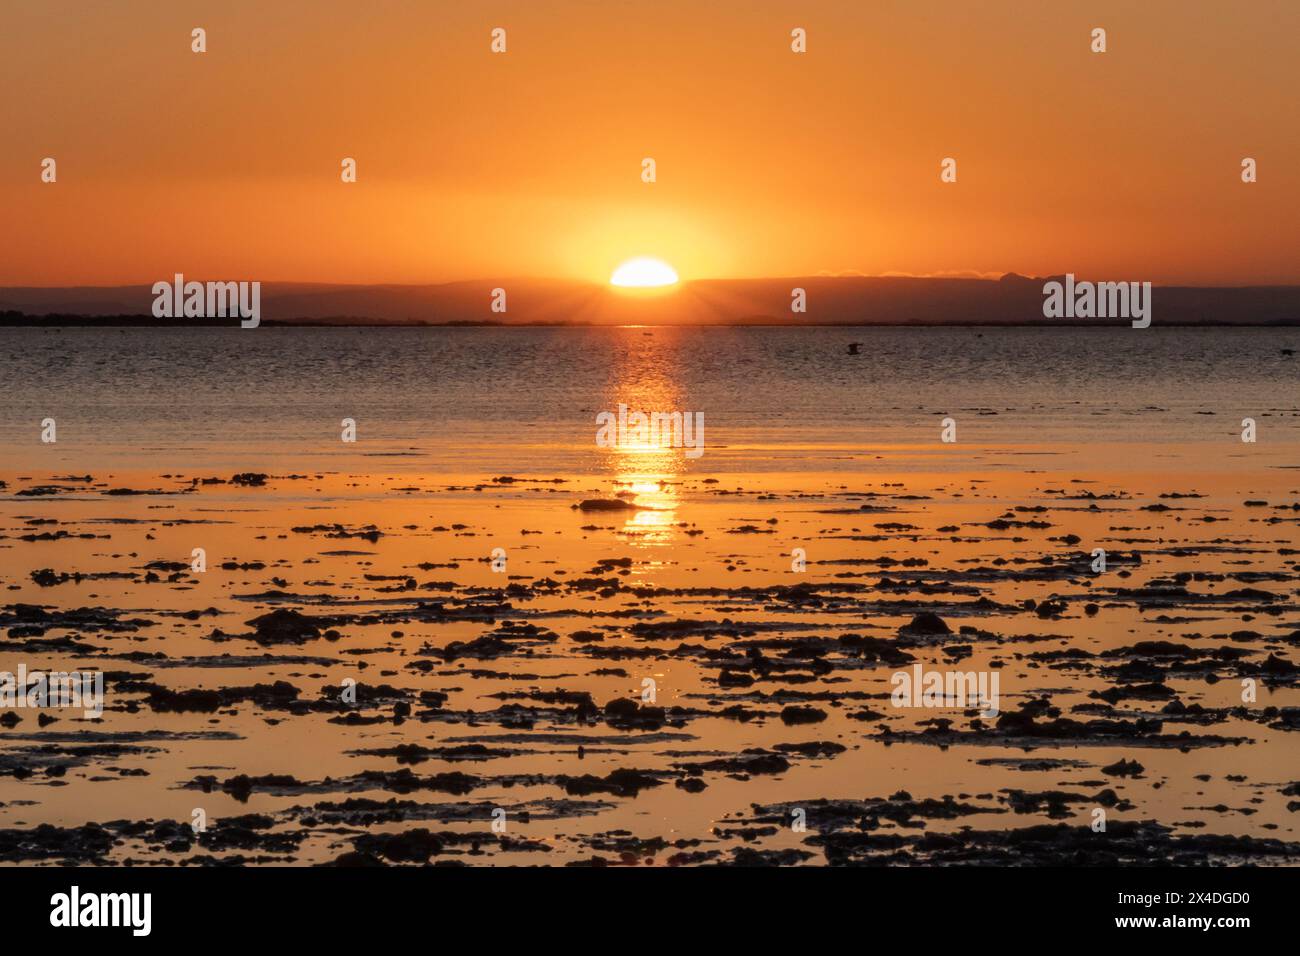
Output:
[{"xmin": 3, "ymin": 274, "xmax": 1299, "ymax": 325}]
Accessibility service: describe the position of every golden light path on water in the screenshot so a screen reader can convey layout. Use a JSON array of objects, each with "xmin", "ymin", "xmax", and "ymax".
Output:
[{"xmin": 601, "ymin": 333, "xmax": 688, "ymax": 547}]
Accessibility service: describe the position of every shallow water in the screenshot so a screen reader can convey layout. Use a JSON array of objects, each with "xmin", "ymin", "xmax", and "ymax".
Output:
[
  {"xmin": 3, "ymin": 326, "xmax": 1298, "ymax": 472},
  {"xmin": 1, "ymin": 327, "xmax": 1298, "ymax": 866}
]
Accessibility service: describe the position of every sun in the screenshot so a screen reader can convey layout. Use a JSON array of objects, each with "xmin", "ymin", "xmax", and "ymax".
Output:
[{"xmin": 610, "ymin": 257, "xmax": 679, "ymax": 288}]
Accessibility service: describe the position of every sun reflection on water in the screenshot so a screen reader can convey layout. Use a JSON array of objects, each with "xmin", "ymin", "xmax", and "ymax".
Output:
[{"xmin": 599, "ymin": 332, "xmax": 693, "ymax": 546}]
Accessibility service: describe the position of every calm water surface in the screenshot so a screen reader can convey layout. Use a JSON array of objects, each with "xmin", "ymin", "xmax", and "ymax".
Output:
[{"xmin": 1, "ymin": 326, "xmax": 1297, "ymax": 472}]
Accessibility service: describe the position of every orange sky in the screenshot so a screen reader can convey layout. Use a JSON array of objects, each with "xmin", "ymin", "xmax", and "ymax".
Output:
[{"xmin": 3, "ymin": 0, "xmax": 1298, "ymax": 286}]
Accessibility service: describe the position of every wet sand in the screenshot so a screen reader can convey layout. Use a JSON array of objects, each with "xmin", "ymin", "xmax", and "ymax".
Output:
[{"xmin": 2, "ymin": 439, "xmax": 1298, "ymax": 865}]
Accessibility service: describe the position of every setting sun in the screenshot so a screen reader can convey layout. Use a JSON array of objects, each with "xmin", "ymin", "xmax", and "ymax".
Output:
[{"xmin": 610, "ymin": 257, "xmax": 679, "ymax": 288}]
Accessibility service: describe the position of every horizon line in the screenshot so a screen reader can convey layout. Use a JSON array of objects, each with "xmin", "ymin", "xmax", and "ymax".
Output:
[{"xmin": 6, "ymin": 273, "xmax": 1300, "ymax": 291}]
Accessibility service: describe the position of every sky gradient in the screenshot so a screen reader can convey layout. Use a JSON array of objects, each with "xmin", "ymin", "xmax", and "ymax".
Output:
[{"xmin": 4, "ymin": 0, "xmax": 1298, "ymax": 286}]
